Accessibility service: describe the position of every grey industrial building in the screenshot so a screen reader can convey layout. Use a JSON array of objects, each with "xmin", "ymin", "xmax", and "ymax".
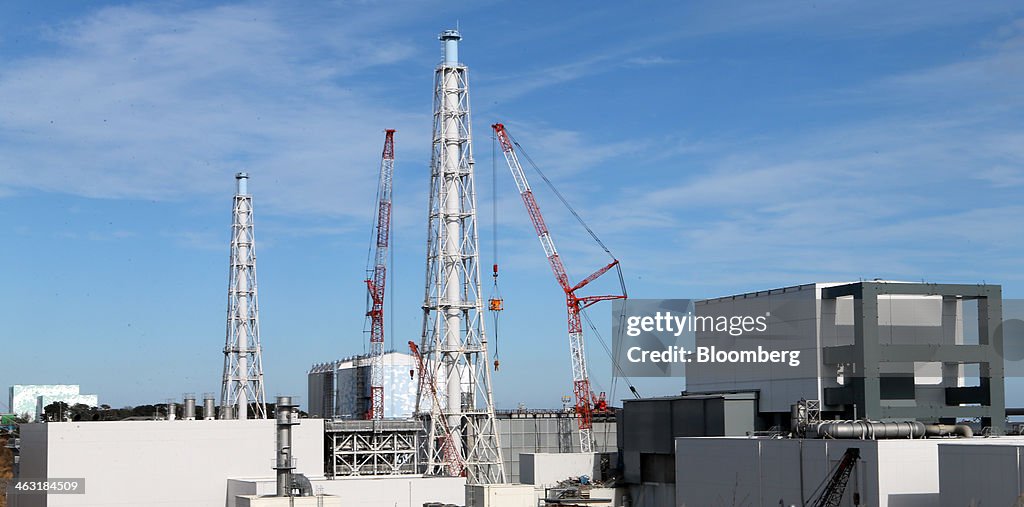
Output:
[
  {"xmin": 613, "ymin": 280, "xmax": 1016, "ymax": 506},
  {"xmin": 684, "ymin": 281, "xmax": 1005, "ymax": 431}
]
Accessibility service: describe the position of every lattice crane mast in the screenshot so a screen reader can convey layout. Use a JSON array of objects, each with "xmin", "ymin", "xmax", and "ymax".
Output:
[
  {"xmin": 364, "ymin": 129, "xmax": 395, "ymax": 420},
  {"xmin": 491, "ymin": 123, "xmax": 625, "ymax": 453}
]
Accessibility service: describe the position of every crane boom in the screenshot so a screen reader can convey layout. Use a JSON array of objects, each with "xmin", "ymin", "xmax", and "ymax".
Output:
[
  {"xmin": 365, "ymin": 129, "xmax": 396, "ymax": 420},
  {"xmin": 408, "ymin": 341, "xmax": 465, "ymax": 476},
  {"xmin": 491, "ymin": 123, "xmax": 625, "ymax": 452},
  {"xmin": 810, "ymin": 447, "xmax": 860, "ymax": 507}
]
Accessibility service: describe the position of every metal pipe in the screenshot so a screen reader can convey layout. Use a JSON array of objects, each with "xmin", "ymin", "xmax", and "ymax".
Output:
[
  {"xmin": 166, "ymin": 402, "xmax": 176, "ymax": 421},
  {"xmin": 183, "ymin": 394, "xmax": 196, "ymax": 421},
  {"xmin": 275, "ymin": 395, "xmax": 298, "ymax": 497},
  {"xmin": 814, "ymin": 420, "xmax": 926, "ymax": 439},
  {"xmin": 924, "ymin": 423, "xmax": 974, "ymax": 438}
]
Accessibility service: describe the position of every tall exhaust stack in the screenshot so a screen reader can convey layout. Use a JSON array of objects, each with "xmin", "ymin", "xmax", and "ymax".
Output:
[
  {"xmin": 219, "ymin": 172, "xmax": 268, "ymax": 419},
  {"xmin": 274, "ymin": 396, "xmax": 298, "ymax": 497},
  {"xmin": 415, "ymin": 28, "xmax": 505, "ymax": 484}
]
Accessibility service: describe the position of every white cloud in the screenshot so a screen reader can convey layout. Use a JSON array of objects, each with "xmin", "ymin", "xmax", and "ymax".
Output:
[
  {"xmin": 0, "ymin": 3, "xmax": 429, "ymax": 219},
  {"xmin": 625, "ymin": 56, "xmax": 681, "ymax": 67}
]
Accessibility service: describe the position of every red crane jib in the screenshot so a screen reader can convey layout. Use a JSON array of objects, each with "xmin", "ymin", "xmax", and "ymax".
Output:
[
  {"xmin": 364, "ymin": 129, "xmax": 396, "ymax": 419},
  {"xmin": 491, "ymin": 122, "xmax": 625, "ymax": 433}
]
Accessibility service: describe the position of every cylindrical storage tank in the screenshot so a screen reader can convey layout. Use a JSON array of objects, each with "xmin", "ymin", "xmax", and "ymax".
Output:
[
  {"xmin": 166, "ymin": 402, "xmax": 177, "ymax": 421},
  {"xmin": 183, "ymin": 394, "xmax": 196, "ymax": 421},
  {"xmin": 203, "ymin": 394, "xmax": 216, "ymax": 420},
  {"xmin": 221, "ymin": 405, "xmax": 234, "ymax": 420}
]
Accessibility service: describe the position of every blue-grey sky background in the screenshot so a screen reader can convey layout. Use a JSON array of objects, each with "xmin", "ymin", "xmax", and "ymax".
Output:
[{"xmin": 2, "ymin": 1, "xmax": 1023, "ymax": 411}]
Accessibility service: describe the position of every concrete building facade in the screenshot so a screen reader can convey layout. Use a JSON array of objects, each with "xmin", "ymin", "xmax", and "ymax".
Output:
[
  {"xmin": 14, "ymin": 419, "xmax": 325, "ymax": 507},
  {"xmin": 688, "ymin": 282, "xmax": 1005, "ymax": 430}
]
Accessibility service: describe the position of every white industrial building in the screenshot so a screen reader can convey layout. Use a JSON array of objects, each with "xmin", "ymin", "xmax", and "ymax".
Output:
[
  {"xmin": 308, "ymin": 351, "xmax": 418, "ymax": 419},
  {"xmin": 12, "ymin": 416, "xmax": 619, "ymax": 507},
  {"xmin": 8, "ymin": 385, "xmax": 98, "ymax": 422},
  {"xmin": 12, "ymin": 418, "xmax": 470, "ymax": 507}
]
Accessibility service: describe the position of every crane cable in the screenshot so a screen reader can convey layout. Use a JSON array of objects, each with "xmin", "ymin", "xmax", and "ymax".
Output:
[
  {"xmin": 488, "ymin": 133, "xmax": 503, "ymax": 371},
  {"xmin": 503, "ymin": 130, "xmax": 639, "ymax": 399}
]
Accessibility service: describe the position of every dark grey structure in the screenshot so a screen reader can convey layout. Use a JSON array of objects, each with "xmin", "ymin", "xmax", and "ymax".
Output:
[
  {"xmin": 618, "ymin": 392, "xmax": 757, "ymax": 485},
  {"xmin": 821, "ymin": 282, "xmax": 1005, "ymax": 432}
]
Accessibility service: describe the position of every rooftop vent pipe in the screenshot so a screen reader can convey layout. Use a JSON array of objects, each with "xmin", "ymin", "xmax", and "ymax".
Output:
[
  {"xmin": 203, "ymin": 394, "xmax": 216, "ymax": 420},
  {"xmin": 166, "ymin": 401, "xmax": 177, "ymax": 421},
  {"xmin": 275, "ymin": 395, "xmax": 298, "ymax": 497},
  {"xmin": 183, "ymin": 394, "xmax": 196, "ymax": 421}
]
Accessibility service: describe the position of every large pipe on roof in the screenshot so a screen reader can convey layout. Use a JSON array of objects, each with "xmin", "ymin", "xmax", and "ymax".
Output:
[
  {"xmin": 925, "ymin": 423, "xmax": 974, "ymax": 438},
  {"xmin": 813, "ymin": 420, "xmax": 974, "ymax": 439},
  {"xmin": 815, "ymin": 420, "xmax": 926, "ymax": 439}
]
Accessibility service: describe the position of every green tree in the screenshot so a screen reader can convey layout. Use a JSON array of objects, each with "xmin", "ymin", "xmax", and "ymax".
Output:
[{"xmin": 43, "ymin": 401, "xmax": 70, "ymax": 422}]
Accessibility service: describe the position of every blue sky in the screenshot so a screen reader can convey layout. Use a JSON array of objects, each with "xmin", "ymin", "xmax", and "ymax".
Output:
[{"xmin": 1, "ymin": 1, "xmax": 1023, "ymax": 411}]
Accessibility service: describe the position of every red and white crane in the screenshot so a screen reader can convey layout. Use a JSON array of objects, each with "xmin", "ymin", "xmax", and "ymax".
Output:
[
  {"xmin": 408, "ymin": 341, "xmax": 465, "ymax": 476},
  {"xmin": 365, "ymin": 129, "xmax": 395, "ymax": 420},
  {"xmin": 491, "ymin": 123, "xmax": 625, "ymax": 452}
]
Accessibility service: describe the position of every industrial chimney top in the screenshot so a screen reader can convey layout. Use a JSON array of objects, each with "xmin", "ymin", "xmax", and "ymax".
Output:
[
  {"xmin": 235, "ymin": 172, "xmax": 249, "ymax": 195},
  {"xmin": 439, "ymin": 29, "xmax": 461, "ymax": 65}
]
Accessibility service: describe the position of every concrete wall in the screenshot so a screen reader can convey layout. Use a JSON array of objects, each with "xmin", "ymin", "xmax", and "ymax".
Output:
[
  {"xmin": 675, "ymin": 437, "xmax": 949, "ymax": 507},
  {"xmin": 497, "ymin": 415, "xmax": 616, "ymax": 483},
  {"xmin": 15, "ymin": 418, "xmax": 324, "ymax": 507},
  {"xmin": 465, "ymin": 484, "xmax": 535, "ymax": 507},
  {"xmin": 938, "ymin": 443, "xmax": 1024, "ymax": 507},
  {"xmin": 229, "ymin": 476, "xmax": 465, "ymax": 507},
  {"xmin": 519, "ymin": 453, "xmax": 606, "ymax": 488}
]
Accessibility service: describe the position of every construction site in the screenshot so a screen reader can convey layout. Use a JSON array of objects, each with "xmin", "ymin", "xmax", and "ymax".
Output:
[{"xmin": 3, "ymin": 22, "xmax": 1024, "ymax": 507}]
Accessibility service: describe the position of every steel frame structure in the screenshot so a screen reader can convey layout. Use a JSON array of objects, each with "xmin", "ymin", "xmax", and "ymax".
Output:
[
  {"xmin": 415, "ymin": 29, "xmax": 505, "ymax": 484},
  {"xmin": 326, "ymin": 419, "xmax": 420, "ymax": 477},
  {"xmin": 365, "ymin": 129, "xmax": 396, "ymax": 420},
  {"xmin": 220, "ymin": 172, "xmax": 268, "ymax": 420},
  {"xmin": 491, "ymin": 123, "xmax": 625, "ymax": 453}
]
